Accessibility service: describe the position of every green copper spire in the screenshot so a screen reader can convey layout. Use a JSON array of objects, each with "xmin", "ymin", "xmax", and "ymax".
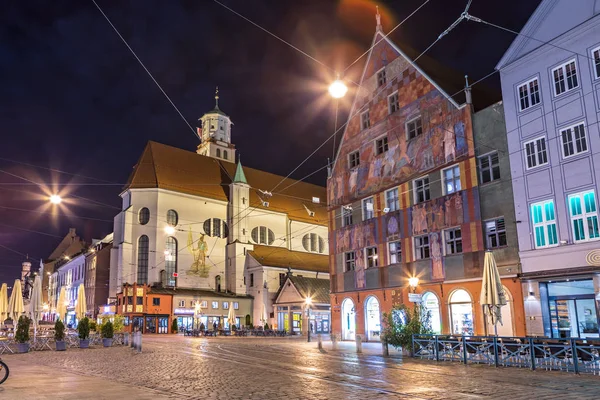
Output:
[{"xmin": 233, "ymin": 159, "xmax": 247, "ymax": 184}]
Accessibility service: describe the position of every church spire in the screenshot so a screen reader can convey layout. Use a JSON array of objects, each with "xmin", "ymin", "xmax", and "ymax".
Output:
[
  {"xmin": 214, "ymin": 86, "xmax": 220, "ymax": 109},
  {"xmin": 376, "ymin": 6, "xmax": 382, "ymax": 32},
  {"xmin": 233, "ymin": 159, "xmax": 247, "ymax": 184}
]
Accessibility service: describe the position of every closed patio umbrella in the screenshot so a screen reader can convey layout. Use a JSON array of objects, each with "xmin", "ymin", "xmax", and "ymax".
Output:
[
  {"xmin": 56, "ymin": 287, "xmax": 67, "ymax": 322},
  {"xmin": 75, "ymin": 284, "xmax": 87, "ymax": 320},
  {"xmin": 261, "ymin": 304, "xmax": 268, "ymax": 326},
  {"xmin": 7, "ymin": 280, "xmax": 24, "ymax": 323},
  {"xmin": 227, "ymin": 302, "xmax": 236, "ymax": 329},
  {"xmin": 29, "ymin": 275, "xmax": 43, "ymax": 333},
  {"xmin": 0, "ymin": 284, "xmax": 8, "ymax": 324},
  {"xmin": 480, "ymin": 250, "xmax": 507, "ymax": 336}
]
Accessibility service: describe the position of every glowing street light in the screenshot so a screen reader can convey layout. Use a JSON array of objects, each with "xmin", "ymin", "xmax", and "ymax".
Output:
[
  {"xmin": 408, "ymin": 277, "xmax": 419, "ymax": 293},
  {"xmin": 164, "ymin": 226, "xmax": 176, "ymax": 235},
  {"xmin": 49, "ymin": 194, "xmax": 62, "ymax": 204},
  {"xmin": 328, "ymin": 79, "xmax": 348, "ymax": 99}
]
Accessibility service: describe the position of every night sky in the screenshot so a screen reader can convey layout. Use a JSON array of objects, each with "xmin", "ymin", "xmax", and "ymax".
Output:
[{"xmin": 0, "ymin": 0, "xmax": 540, "ymax": 283}]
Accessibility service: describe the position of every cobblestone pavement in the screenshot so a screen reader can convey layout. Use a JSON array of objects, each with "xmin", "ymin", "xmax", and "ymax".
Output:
[{"xmin": 2, "ymin": 335, "xmax": 600, "ymax": 399}]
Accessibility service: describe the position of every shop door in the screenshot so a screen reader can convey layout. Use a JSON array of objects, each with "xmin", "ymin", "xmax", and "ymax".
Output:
[
  {"xmin": 158, "ymin": 317, "xmax": 169, "ymax": 334},
  {"xmin": 145, "ymin": 317, "xmax": 157, "ymax": 334},
  {"xmin": 132, "ymin": 316, "xmax": 144, "ymax": 332}
]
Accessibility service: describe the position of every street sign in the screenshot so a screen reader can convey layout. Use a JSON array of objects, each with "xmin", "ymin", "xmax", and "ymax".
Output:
[{"xmin": 408, "ymin": 293, "xmax": 422, "ymax": 303}]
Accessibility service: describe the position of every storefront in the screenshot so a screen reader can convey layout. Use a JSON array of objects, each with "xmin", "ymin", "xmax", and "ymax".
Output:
[{"xmin": 117, "ymin": 284, "xmax": 173, "ymax": 334}]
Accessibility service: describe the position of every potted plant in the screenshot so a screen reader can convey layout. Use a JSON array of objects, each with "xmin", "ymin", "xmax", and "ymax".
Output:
[
  {"xmin": 101, "ymin": 320, "xmax": 114, "ymax": 347},
  {"xmin": 15, "ymin": 315, "xmax": 31, "ymax": 353},
  {"xmin": 54, "ymin": 319, "xmax": 67, "ymax": 351},
  {"xmin": 90, "ymin": 321, "xmax": 97, "ymax": 332},
  {"xmin": 171, "ymin": 318, "xmax": 178, "ymax": 334},
  {"xmin": 199, "ymin": 322, "xmax": 205, "ymax": 332},
  {"xmin": 264, "ymin": 322, "xmax": 269, "ymax": 330},
  {"xmin": 78, "ymin": 317, "xmax": 91, "ymax": 348},
  {"xmin": 381, "ymin": 304, "xmax": 432, "ymax": 357}
]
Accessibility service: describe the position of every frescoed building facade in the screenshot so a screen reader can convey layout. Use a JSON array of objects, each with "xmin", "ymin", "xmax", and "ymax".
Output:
[{"xmin": 328, "ymin": 16, "xmax": 525, "ymax": 340}]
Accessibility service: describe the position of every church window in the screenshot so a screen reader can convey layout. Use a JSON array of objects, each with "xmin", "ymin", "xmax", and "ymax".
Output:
[
  {"xmin": 302, "ymin": 233, "xmax": 325, "ymax": 253},
  {"xmin": 251, "ymin": 226, "xmax": 275, "ymax": 245},
  {"xmin": 203, "ymin": 218, "xmax": 228, "ymax": 239},
  {"xmin": 137, "ymin": 235, "xmax": 149, "ymax": 284},
  {"xmin": 165, "ymin": 237, "xmax": 177, "ymax": 287},
  {"xmin": 166, "ymin": 209, "xmax": 178, "ymax": 226},
  {"xmin": 217, "ymin": 149, "xmax": 221, "ymax": 158},
  {"xmin": 139, "ymin": 208, "xmax": 150, "ymax": 225},
  {"xmin": 223, "ymin": 150, "xmax": 228, "ymax": 160}
]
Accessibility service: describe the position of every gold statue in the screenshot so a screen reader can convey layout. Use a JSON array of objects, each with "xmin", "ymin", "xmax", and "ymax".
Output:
[{"xmin": 188, "ymin": 229, "xmax": 209, "ymax": 277}]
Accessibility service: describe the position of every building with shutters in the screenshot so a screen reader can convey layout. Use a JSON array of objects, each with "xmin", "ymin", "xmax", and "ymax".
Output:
[
  {"xmin": 110, "ymin": 90, "xmax": 329, "ymax": 332},
  {"xmin": 327, "ymin": 12, "xmax": 525, "ymax": 341}
]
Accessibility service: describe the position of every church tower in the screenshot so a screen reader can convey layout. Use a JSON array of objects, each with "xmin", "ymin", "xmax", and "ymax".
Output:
[{"xmin": 196, "ymin": 88, "xmax": 236, "ymax": 163}]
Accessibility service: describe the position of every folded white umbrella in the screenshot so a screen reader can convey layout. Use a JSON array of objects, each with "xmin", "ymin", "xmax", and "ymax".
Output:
[
  {"xmin": 227, "ymin": 302, "xmax": 236, "ymax": 328},
  {"xmin": 480, "ymin": 251, "xmax": 507, "ymax": 336},
  {"xmin": 56, "ymin": 286, "xmax": 67, "ymax": 322},
  {"xmin": 29, "ymin": 275, "xmax": 43, "ymax": 332},
  {"xmin": 75, "ymin": 284, "xmax": 87, "ymax": 320},
  {"xmin": 8, "ymin": 279, "xmax": 24, "ymax": 323},
  {"xmin": 0, "ymin": 283, "xmax": 8, "ymax": 323}
]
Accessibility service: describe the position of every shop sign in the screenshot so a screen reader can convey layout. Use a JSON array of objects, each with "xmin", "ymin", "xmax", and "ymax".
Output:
[
  {"xmin": 408, "ymin": 293, "xmax": 422, "ymax": 303},
  {"xmin": 174, "ymin": 308, "xmax": 194, "ymax": 315}
]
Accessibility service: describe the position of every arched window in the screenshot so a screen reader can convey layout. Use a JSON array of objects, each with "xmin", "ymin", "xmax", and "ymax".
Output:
[
  {"xmin": 223, "ymin": 150, "xmax": 228, "ymax": 160},
  {"xmin": 216, "ymin": 149, "xmax": 221, "ymax": 158},
  {"xmin": 422, "ymin": 292, "xmax": 442, "ymax": 334},
  {"xmin": 302, "ymin": 233, "xmax": 325, "ymax": 253},
  {"xmin": 137, "ymin": 235, "xmax": 149, "ymax": 284},
  {"xmin": 215, "ymin": 275, "xmax": 221, "ymax": 292},
  {"xmin": 203, "ymin": 218, "xmax": 229, "ymax": 238},
  {"xmin": 449, "ymin": 289, "xmax": 473, "ymax": 336},
  {"xmin": 165, "ymin": 237, "xmax": 177, "ymax": 287},
  {"xmin": 139, "ymin": 208, "xmax": 150, "ymax": 225},
  {"xmin": 166, "ymin": 210, "xmax": 178, "ymax": 226},
  {"xmin": 251, "ymin": 226, "xmax": 275, "ymax": 245}
]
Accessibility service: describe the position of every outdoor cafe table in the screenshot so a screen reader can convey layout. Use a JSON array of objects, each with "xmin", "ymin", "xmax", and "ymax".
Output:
[
  {"xmin": 32, "ymin": 335, "xmax": 53, "ymax": 351},
  {"xmin": 0, "ymin": 337, "xmax": 14, "ymax": 354}
]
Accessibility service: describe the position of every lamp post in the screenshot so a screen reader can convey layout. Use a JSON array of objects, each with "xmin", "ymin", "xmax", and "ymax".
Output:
[{"xmin": 305, "ymin": 297, "xmax": 312, "ymax": 343}]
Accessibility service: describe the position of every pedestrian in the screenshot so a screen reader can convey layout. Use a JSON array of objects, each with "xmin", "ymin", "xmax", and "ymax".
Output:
[{"xmin": 213, "ymin": 321, "xmax": 217, "ymax": 331}]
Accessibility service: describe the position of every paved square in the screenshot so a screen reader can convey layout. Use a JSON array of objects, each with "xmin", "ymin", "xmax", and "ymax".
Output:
[{"xmin": 1, "ymin": 336, "xmax": 599, "ymax": 399}]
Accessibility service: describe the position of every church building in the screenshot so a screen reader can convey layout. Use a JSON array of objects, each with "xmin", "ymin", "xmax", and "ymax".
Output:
[{"xmin": 110, "ymin": 90, "xmax": 330, "ymax": 333}]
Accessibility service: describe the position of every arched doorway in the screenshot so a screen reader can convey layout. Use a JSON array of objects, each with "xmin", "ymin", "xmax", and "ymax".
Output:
[
  {"xmin": 364, "ymin": 296, "xmax": 381, "ymax": 341},
  {"xmin": 486, "ymin": 286, "xmax": 515, "ymax": 337},
  {"xmin": 449, "ymin": 289, "xmax": 474, "ymax": 336},
  {"xmin": 341, "ymin": 298, "xmax": 356, "ymax": 341},
  {"xmin": 422, "ymin": 292, "xmax": 442, "ymax": 334}
]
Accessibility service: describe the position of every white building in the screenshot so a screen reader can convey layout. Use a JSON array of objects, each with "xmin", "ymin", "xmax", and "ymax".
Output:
[{"xmin": 110, "ymin": 92, "xmax": 329, "ymax": 329}]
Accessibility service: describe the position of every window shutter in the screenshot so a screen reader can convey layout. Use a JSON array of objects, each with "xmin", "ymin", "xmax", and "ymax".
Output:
[
  {"xmin": 267, "ymin": 229, "xmax": 275, "ymax": 245},
  {"xmin": 203, "ymin": 220, "xmax": 211, "ymax": 235},
  {"xmin": 251, "ymin": 227, "xmax": 259, "ymax": 243},
  {"xmin": 302, "ymin": 234, "xmax": 310, "ymax": 252},
  {"xmin": 318, "ymin": 236, "xmax": 325, "ymax": 253}
]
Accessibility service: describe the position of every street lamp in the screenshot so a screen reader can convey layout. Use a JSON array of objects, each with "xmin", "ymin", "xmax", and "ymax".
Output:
[
  {"xmin": 328, "ymin": 79, "xmax": 348, "ymax": 99},
  {"xmin": 164, "ymin": 226, "xmax": 176, "ymax": 235},
  {"xmin": 49, "ymin": 194, "xmax": 62, "ymax": 205},
  {"xmin": 408, "ymin": 277, "xmax": 419, "ymax": 294},
  {"xmin": 305, "ymin": 296, "xmax": 312, "ymax": 343}
]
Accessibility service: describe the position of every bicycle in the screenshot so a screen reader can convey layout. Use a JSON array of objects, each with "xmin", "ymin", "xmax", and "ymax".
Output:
[{"xmin": 0, "ymin": 358, "xmax": 9, "ymax": 385}]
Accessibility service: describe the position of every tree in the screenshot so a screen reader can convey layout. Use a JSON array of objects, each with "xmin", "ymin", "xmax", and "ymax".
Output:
[{"xmin": 381, "ymin": 303, "xmax": 432, "ymax": 354}]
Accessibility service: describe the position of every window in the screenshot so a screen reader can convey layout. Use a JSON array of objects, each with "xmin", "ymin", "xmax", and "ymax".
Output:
[
  {"xmin": 178, "ymin": 300, "xmax": 185, "ymax": 307},
  {"xmin": 344, "ymin": 251, "xmax": 355, "ymax": 271},
  {"xmin": 524, "ymin": 137, "xmax": 548, "ymax": 169},
  {"xmin": 251, "ymin": 226, "xmax": 275, "ymax": 245},
  {"xmin": 388, "ymin": 241, "xmax": 402, "ymax": 264},
  {"xmin": 366, "ymin": 246, "xmax": 378, "ymax": 268},
  {"xmin": 388, "ymin": 92, "xmax": 399, "ymax": 114},
  {"xmin": 385, "ymin": 188, "xmax": 399, "ymax": 212},
  {"xmin": 443, "ymin": 165, "xmax": 461, "ymax": 195},
  {"xmin": 216, "ymin": 148, "xmax": 221, "ymax": 158},
  {"xmin": 250, "ymin": 273, "xmax": 254, "ymax": 287},
  {"xmin": 377, "ymin": 68, "xmax": 386, "ymax": 87},
  {"xmin": 302, "ymin": 233, "xmax": 325, "ymax": 253},
  {"xmin": 201, "ymin": 300, "xmax": 207, "ymax": 308},
  {"xmin": 203, "ymin": 218, "xmax": 229, "ymax": 238},
  {"xmin": 138, "ymin": 207, "xmax": 150, "ymax": 225},
  {"xmin": 517, "ymin": 78, "xmax": 541, "ymax": 111},
  {"xmin": 165, "ymin": 237, "xmax": 177, "ymax": 287},
  {"xmin": 375, "ymin": 136, "xmax": 388, "ymax": 155},
  {"xmin": 348, "ymin": 151, "xmax": 360, "ymax": 169},
  {"xmin": 211, "ymin": 301, "xmax": 219, "ymax": 309},
  {"xmin": 223, "ymin": 302, "xmax": 229, "ymax": 309},
  {"xmin": 568, "ymin": 191, "xmax": 599, "ymax": 242},
  {"xmin": 552, "ymin": 60, "xmax": 578, "ymax": 96},
  {"xmin": 593, "ymin": 47, "xmax": 600, "ymax": 79},
  {"xmin": 406, "ymin": 116, "xmax": 423, "ymax": 140},
  {"xmin": 531, "ymin": 200, "xmax": 558, "ymax": 248},
  {"xmin": 223, "ymin": 150, "xmax": 228, "ymax": 160},
  {"xmin": 233, "ymin": 302, "xmax": 239, "ymax": 310},
  {"xmin": 415, "ymin": 235, "xmax": 430, "ymax": 260},
  {"xmin": 485, "ymin": 218, "xmax": 507, "ymax": 248},
  {"xmin": 137, "ymin": 235, "xmax": 149, "ymax": 284},
  {"xmin": 560, "ymin": 122, "xmax": 587, "ymax": 158},
  {"xmin": 362, "ymin": 197, "xmax": 374, "ymax": 220},
  {"xmin": 166, "ymin": 209, "xmax": 178, "ymax": 226},
  {"xmin": 414, "ymin": 177, "xmax": 430, "ymax": 203},
  {"xmin": 478, "ymin": 152, "xmax": 500, "ymax": 184},
  {"xmin": 361, "ymin": 111, "xmax": 371, "ymax": 130},
  {"xmin": 444, "ymin": 228, "xmax": 462, "ymax": 254},
  {"xmin": 342, "ymin": 205, "xmax": 353, "ymax": 226},
  {"xmin": 152, "ymin": 298, "xmax": 160, "ymax": 306},
  {"xmin": 137, "ymin": 297, "xmax": 143, "ymax": 305}
]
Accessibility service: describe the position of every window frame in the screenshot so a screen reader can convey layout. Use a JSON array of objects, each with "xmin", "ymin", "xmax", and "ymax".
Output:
[
  {"xmin": 444, "ymin": 227, "xmax": 463, "ymax": 255},
  {"xmin": 361, "ymin": 110, "xmax": 371, "ymax": 130},
  {"xmin": 413, "ymin": 176, "xmax": 431, "ymax": 204},
  {"xmin": 344, "ymin": 251, "xmax": 355, "ymax": 271},
  {"xmin": 376, "ymin": 67, "xmax": 387, "ymax": 87},
  {"xmin": 593, "ymin": 46, "xmax": 600, "ymax": 80},
  {"xmin": 348, "ymin": 150, "xmax": 360, "ymax": 169},
  {"xmin": 414, "ymin": 235, "xmax": 430, "ymax": 260},
  {"xmin": 442, "ymin": 164, "xmax": 461, "ymax": 195},
  {"xmin": 375, "ymin": 135, "xmax": 389, "ymax": 155},
  {"xmin": 365, "ymin": 246, "xmax": 378, "ymax": 268},
  {"xmin": 387, "ymin": 91, "xmax": 399, "ymax": 114},
  {"xmin": 524, "ymin": 136, "xmax": 548, "ymax": 170},
  {"xmin": 385, "ymin": 188, "xmax": 399, "ymax": 212},
  {"xmin": 560, "ymin": 122, "xmax": 588, "ymax": 159},
  {"xmin": 406, "ymin": 116, "xmax": 423, "ymax": 140},
  {"xmin": 342, "ymin": 205, "xmax": 353, "ymax": 227},
  {"xmin": 388, "ymin": 240, "xmax": 402, "ymax": 264},
  {"xmin": 211, "ymin": 301, "xmax": 219, "ymax": 309},
  {"xmin": 478, "ymin": 151, "xmax": 501, "ymax": 184},
  {"xmin": 485, "ymin": 217, "xmax": 507, "ymax": 249},
  {"xmin": 530, "ymin": 199, "xmax": 558, "ymax": 249},
  {"xmin": 138, "ymin": 207, "xmax": 150, "ymax": 225},
  {"xmin": 517, "ymin": 77, "xmax": 541, "ymax": 112},
  {"xmin": 568, "ymin": 190, "xmax": 600, "ymax": 243},
  {"xmin": 362, "ymin": 197, "xmax": 374, "ymax": 220},
  {"xmin": 552, "ymin": 59, "xmax": 579, "ymax": 96}
]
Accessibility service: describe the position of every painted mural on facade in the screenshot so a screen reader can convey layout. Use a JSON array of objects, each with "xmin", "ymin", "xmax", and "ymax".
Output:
[{"xmin": 187, "ymin": 230, "xmax": 210, "ymax": 278}]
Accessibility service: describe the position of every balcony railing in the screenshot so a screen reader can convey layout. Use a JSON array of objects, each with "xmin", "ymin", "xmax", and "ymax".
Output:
[{"xmin": 412, "ymin": 334, "xmax": 600, "ymax": 375}]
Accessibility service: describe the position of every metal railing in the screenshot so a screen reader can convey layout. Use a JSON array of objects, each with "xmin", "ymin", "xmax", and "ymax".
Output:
[{"xmin": 412, "ymin": 334, "xmax": 600, "ymax": 375}]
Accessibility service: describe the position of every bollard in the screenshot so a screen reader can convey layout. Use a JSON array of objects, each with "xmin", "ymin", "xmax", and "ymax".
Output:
[
  {"xmin": 124, "ymin": 332, "xmax": 129, "ymax": 346},
  {"xmin": 130, "ymin": 331, "xmax": 135, "ymax": 349},
  {"xmin": 137, "ymin": 331, "xmax": 142, "ymax": 353},
  {"xmin": 317, "ymin": 334, "xmax": 323, "ymax": 350},
  {"xmin": 355, "ymin": 334, "xmax": 362, "ymax": 354},
  {"xmin": 382, "ymin": 339, "xmax": 389, "ymax": 357},
  {"xmin": 331, "ymin": 333, "xmax": 338, "ymax": 350}
]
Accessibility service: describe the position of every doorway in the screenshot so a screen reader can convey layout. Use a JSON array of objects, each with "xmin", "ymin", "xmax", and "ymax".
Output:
[
  {"xmin": 547, "ymin": 280, "xmax": 599, "ymax": 339},
  {"xmin": 341, "ymin": 298, "xmax": 355, "ymax": 341},
  {"xmin": 364, "ymin": 296, "xmax": 381, "ymax": 341},
  {"xmin": 449, "ymin": 289, "xmax": 474, "ymax": 336},
  {"xmin": 422, "ymin": 292, "xmax": 442, "ymax": 334}
]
